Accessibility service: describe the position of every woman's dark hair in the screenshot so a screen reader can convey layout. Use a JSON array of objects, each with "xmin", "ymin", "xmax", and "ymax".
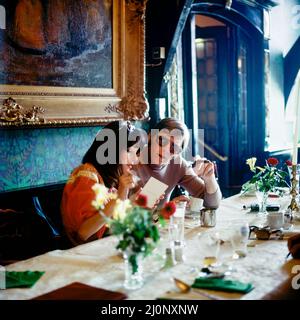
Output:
[{"xmin": 82, "ymin": 121, "xmax": 141, "ymax": 188}]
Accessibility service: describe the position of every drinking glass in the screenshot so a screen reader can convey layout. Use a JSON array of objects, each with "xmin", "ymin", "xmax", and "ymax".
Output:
[
  {"xmin": 185, "ymin": 197, "xmax": 203, "ymax": 228},
  {"xmin": 230, "ymin": 221, "xmax": 249, "ymax": 259},
  {"xmin": 199, "ymin": 228, "xmax": 238, "ymax": 268},
  {"xmin": 266, "ymin": 211, "xmax": 284, "ymax": 229},
  {"xmin": 278, "ymin": 194, "xmax": 291, "ymax": 212},
  {"xmin": 169, "ymin": 202, "xmax": 186, "ymax": 246},
  {"xmin": 215, "ymin": 229, "xmax": 234, "ymax": 266},
  {"xmin": 198, "ymin": 231, "xmax": 221, "ymax": 267}
]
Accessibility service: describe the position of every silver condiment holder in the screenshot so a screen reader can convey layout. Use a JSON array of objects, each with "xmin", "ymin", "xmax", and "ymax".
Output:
[{"xmin": 200, "ymin": 208, "xmax": 217, "ymax": 227}]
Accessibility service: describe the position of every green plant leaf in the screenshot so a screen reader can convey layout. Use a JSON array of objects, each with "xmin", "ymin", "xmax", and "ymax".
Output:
[{"xmin": 117, "ymin": 239, "xmax": 130, "ymax": 251}]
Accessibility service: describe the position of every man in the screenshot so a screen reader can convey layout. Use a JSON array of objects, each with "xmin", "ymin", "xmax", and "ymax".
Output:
[{"xmin": 134, "ymin": 118, "xmax": 221, "ymax": 208}]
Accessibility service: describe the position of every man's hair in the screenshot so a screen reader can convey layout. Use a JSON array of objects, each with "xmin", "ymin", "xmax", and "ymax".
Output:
[{"xmin": 153, "ymin": 117, "xmax": 190, "ymax": 151}]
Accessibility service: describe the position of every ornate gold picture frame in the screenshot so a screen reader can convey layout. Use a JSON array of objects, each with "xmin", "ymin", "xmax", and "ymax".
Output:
[{"xmin": 0, "ymin": 0, "xmax": 148, "ymax": 127}]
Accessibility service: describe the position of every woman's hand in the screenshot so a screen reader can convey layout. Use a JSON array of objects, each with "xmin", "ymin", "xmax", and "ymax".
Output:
[
  {"xmin": 118, "ymin": 166, "xmax": 136, "ymax": 200},
  {"xmin": 152, "ymin": 193, "xmax": 165, "ymax": 209},
  {"xmin": 129, "ymin": 187, "xmax": 142, "ymax": 202}
]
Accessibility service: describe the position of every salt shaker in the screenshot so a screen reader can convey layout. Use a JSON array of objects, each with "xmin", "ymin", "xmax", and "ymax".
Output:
[
  {"xmin": 174, "ymin": 241, "xmax": 185, "ymax": 263},
  {"xmin": 163, "ymin": 247, "xmax": 176, "ymax": 269}
]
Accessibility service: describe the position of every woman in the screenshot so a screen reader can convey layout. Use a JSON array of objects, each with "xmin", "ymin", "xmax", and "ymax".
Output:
[
  {"xmin": 61, "ymin": 121, "xmax": 142, "ymax": 246},
  {"xmin": 135, "ymin": 118, "xmax": 221, "ymax": 208}
]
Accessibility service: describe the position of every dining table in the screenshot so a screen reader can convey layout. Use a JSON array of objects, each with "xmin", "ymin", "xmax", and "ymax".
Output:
[{"xmin": 1, "ymin": 193, "xmax": 300, "ymax": 300}]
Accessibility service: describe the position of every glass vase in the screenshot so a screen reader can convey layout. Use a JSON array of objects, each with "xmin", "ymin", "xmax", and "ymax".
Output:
[
  {"xmin": 255, "ymin": 188, "xmax": 269, "ymax": 214},
  {"xmin": 123, "ymin": 251, "xmax": 144, "ymax": 290}
]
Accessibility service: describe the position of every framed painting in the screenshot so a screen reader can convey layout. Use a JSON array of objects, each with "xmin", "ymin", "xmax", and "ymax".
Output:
[{"xmin": 0, "ymin": 0, "xmax": 148, "ymax": 127}]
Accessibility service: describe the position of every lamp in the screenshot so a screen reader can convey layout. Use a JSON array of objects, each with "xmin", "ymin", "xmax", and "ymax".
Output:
[{"xmin": 225, "ymin": 0, "xmax": 232, "ymax": 10}]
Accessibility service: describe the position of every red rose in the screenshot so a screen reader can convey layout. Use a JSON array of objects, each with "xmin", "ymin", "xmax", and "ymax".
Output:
[
  {"xmin": 267, "ymin": 157, "xmax": 279, "ymax": 166},
  {"xmin": 286, "ymin": 160, "xmax": 293, "ymax": 166},
  {"xmin": 135, "ymin": 194, "xmax": 148, "ymax": 207},
  {"xmin": 161, "ymin": 201, "xmax": 176, "ymax": 219}
]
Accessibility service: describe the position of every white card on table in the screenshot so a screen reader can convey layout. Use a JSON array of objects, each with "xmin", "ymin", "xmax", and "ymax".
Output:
[{"xmin": 140, "ymin": 177, "xmax": 168, "ymax": 208}]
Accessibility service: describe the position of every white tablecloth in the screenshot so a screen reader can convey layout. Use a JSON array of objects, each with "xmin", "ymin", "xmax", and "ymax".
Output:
[{"xmin": 1, "ymin": 194, "xmax": 300, "ymax": 300}]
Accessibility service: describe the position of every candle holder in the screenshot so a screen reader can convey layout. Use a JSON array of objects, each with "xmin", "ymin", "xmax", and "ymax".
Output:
[{"xmin": 288, "ymin": 164, "xmax": 300, "ymax": 220}]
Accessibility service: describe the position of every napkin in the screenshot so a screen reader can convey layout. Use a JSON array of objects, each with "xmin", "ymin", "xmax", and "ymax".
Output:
[
  {"xmin": 33, "ymin": 282, "xmax": 128, "ymax": 300},
  {"xmin": 5, "ymin": 271, "xmax": 45, "ymax": 289},
  {"xmin": 192, "ymin": 277, "xmax": 254, "ymax": 293}
]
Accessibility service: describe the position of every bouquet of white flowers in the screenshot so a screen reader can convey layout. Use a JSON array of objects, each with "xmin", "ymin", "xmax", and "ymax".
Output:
[{"xmin": 92, "ymin": 184, "xmax": 160, "ymax": 274}]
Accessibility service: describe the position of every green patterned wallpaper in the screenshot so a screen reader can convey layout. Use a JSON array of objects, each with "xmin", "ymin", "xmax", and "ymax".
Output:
[{"xmin": 0, "ymin": 126, "xmax": 101, "ymax": 192}]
